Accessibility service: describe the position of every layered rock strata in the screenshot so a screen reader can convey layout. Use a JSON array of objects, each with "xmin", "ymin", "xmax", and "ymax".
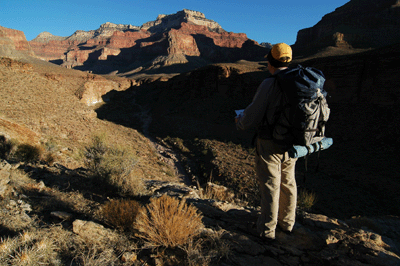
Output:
[
  {"xmin": 27, "ymin": 9, "xmax": 267, "ymax": 75},
  {"xmin": 0, "ymin": 26, "xmax": 35, "ymax": 57}
]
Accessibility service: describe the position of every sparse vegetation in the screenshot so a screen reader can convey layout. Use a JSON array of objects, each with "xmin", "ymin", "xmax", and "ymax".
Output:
[
  {"xmin": 135, "ymin": 194, "xmax": 203, "ymax": 248},
  {"xmin": 0, "ymin": 229, "xmax": 61, "ymax": 265},
  {"xmin": 297, "ymin": 189, "xmax": 317, "ymax": 211},
  {"xmin": 13, "ymin": 144, "xmax": 44, "ymax": 163},
  {"xmin": 197, "ymin": 177, "xmax": 235, "ymax": 203},
  {"xmin": 0, "ymin": 135, "xmax": 18, "ymax": 160},
  {"xmin": 84, "ymin": 133, "xmax": 144, "ymax": 196},
  {"xmin": 185, "ymin": 228, "xmax": 232, "ymax": 266},
  {"xmin": 41, "ymin": 139, "xmax": 59, "ymax": 166},
  {"xmin": 0, "ymin": 135, "xmax": 58, "ymax": 165},
  {"xmin": 100, "ymin": 199, "xmax": 141, "ymax": 231}
]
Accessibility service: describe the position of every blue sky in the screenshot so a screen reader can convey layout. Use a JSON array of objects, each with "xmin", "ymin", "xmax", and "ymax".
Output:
[{"xmin": 1, "ymin": 0, "xmax": 349, "ymax": 45}]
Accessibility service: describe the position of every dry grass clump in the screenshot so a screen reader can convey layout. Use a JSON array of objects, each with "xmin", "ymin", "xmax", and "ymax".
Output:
[
  {"xmin": 198, "ymin": 181, "xmax": 235, "ymax": 203},
  {"xmin": 84, "ymin": 133, "xmax": 144, "ymax": 196},
  {"xmin": 0, "ymin": 135, "xmax": 57, "ymax": 165},
  {"xmin": 73, "ymin": 248, "xmax": 117, "ymax": 266},
  {"xmin": 100, "ymin": 199, "xmax": 141, "ymax": 231},
  {"xmin": 0, "ymin": 135, "xmax": 18, "ymax": 160},
  {"xmin": 0, "ymin": 136, "xmax": 40, "ymax": 163},
  {"xmin": 0, "ymin": 204, "xmax": 35, "ymax": 232},
  {"xmin": 185, "ymin": 228, "xmax": 232, "ymax": 266},
  {"xmin": 13, "ymin": 143, "xmax": 44, "ymax": 163},
  {"xmin": 135, "ymin": 195, "xmax": 203, "ymax": 248},
  {"xmin": 297, "ymin": 189, "xmax": 317, "ymax": 211},
  {"xmin": 0, "ymin": 230, "xmax": 60, "ymax": 265}
]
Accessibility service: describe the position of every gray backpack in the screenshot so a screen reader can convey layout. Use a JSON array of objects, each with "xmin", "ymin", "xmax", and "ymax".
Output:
[{"xmin": 269, "ymin": 64, "xmax": 330, "ymax": 147}]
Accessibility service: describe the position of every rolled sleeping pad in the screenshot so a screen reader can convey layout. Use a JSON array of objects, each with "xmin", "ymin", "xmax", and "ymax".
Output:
[{"xmin": 288, "ymin": 137, "xmax": 333, "ymax": 158}]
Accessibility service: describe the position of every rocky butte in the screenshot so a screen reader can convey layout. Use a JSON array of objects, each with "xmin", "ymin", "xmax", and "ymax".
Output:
[{"xmin": 28, "ymin": 9, "xmax": 268, "ymax": 76}]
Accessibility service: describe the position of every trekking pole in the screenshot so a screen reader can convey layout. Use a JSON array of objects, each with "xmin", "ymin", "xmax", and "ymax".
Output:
[{"xmin": 303, "ymin": 155, "xmax": 308, "ymax": 184}]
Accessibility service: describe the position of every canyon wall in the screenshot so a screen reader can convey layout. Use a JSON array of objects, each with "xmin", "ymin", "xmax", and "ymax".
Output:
[
  {"xmin": 27, "ymin": 9, "xmax": 267, "ymax": 76},
  {"xmin": 294, "ymin": 0, "xmax": 400, "ymax": 53}
]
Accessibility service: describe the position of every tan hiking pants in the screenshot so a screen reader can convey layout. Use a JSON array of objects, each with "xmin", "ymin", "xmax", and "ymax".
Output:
[{"xmin": 255, "ymin": 138, "xmax": 297, "ymax": 239}]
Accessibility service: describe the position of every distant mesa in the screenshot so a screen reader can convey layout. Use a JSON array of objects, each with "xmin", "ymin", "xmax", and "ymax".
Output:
[
  {"xmin": 3, "ymin": 1, "xmax": 400, "ymax": 77},
  {"xmin": 26, "ymin": 9, "xmax": 268, "ymax": 77}
]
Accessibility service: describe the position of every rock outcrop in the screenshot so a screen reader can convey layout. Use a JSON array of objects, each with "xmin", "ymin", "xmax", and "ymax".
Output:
[
  {"xmin": 0, "ymin": 25, "xmax": 35, "ymax": 57},
  {"xmin": 141, "ymin": 9, "xmax": 223, "ymax": 33},
  {"xmin": 293, "ymin": 0, "xmax": 400, "ymax": 53},
  {"xmin": 28, "ymin": 9, "xmax": 268, "ymax": 76}
]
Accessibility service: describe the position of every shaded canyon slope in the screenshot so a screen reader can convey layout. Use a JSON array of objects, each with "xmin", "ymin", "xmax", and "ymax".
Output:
[
  {"xmin": 293, "ymin": 0, "xmax": 400, "ymax": 55},
  {"xmin": 28, "ymin": 9, "xmax": 269, "ymax": 77}
]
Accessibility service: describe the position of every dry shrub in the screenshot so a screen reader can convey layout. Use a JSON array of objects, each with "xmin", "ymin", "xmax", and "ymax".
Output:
[
  {"xmin": 73, "ymin": 248, "xmax": 117, "ymax": 266},
  {"xmin": 0, "ymin": 135, "xmax": 18, "ymax": 160},
  {"xmin": 84, "ymin": 134, "xmax": 144, "ymax": 196},
  {"xmin": 0, "ymin": 204, "xmax": 35, "ymax": 232},
  {"xmin": 41, "ymin": 151, "xmax": 56, "ymax": 165},
  {"xmin": 0, "ymin": 230, "xmax": 61, "ymax": 266},
  {"xmin": 100, "ymin": 199, "xmax": 141, "ymax": 231},
  {"xmin": 297, "ymin": 189, "xmax": 317, "ymax": 211},
  {"xmin": 185, "ymin": 228, "xmax": 232, "ymax": 266},
  {"xmin": 0, "ymin": 135, "xmax": 56, "ymax": 165},
  {"xmin": 135, "ymin": 195, "xmax": 203, "ymax": 248},
  {"xmin": 13, "ymin": 143, "xmax": 44, "ymax": 163},
  {"xmin": 200, "ymin": 182, "xmax": 235, "ymax": 202}
]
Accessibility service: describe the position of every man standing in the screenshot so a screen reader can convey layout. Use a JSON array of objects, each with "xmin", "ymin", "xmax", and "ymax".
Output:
[{"xmin": 236, "ymin": 43, "xmax": 297, "ymax": 241}]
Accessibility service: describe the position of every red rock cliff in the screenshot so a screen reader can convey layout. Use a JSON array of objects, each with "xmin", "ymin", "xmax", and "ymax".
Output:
[
  {"xmin": 27, "ymin": 10, "xmax": 268, "ymax": 75},
  {"xmin": 0, "ymin": 26, "xmax": 34, "ymax": 56}
]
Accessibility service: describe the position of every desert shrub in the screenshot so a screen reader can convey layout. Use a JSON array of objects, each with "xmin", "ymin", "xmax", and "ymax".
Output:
[
  {"xmin": 0, "ymin": 136, "xmax": 55, "ymax": 164},
  {"xmin": 185, "ymin": 228, "xmax": 232, "ymax": 266},
  {"xmin": 201, "ymin": 182, "xmax": 235, "ymax": 202},
  {"xmin": 84, "ymin": 134, "xmax": 143, "ymax": 196},
  {"xmin": 73, "ymin": 248, "xmax": 117, "ymax": 266},
  {"xmin": 297, "ymin": 189, "xmax": 317, "ymax": 211},
  {"xmin": 41, "ymin": 139, "xmax": 59, "ymax": 165},
  {"xmin": 13, "ymin": 143, "xmax": 44, "ymax": 163},
  {"xmin": 0, "ymin": 230, "xmax": 61, "ymax": 266},
  {"xmin": 100, "ymin": 199, "xmax": 141, "ymax": 231},
  {"xmin": 135, "ymin": 195, "xmax": 203, "ymax": 248},
  {"xmin": 84, "ymin": 134, "xmax": 108, "ymax": 168},
  {"xmin": 41, "ymin": 152, "xmax": 56, "ymax": 165},
  {"xmin": 0, "ymin": 135, "xmax": 18, "ymax": 160}
]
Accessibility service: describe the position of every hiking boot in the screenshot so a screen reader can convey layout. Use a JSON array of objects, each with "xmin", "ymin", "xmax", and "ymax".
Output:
[{"xmin": 277, "ymin": 224, "xmax": 292, "ymax": 235}]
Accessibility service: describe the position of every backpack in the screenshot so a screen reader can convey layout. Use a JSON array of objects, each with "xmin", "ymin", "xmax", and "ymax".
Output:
[{"xmin": 268, "ymin": 64, "xmax": 330, "ymax": 147}]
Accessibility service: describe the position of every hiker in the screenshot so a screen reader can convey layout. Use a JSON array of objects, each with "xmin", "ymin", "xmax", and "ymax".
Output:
[{"xmin": 236, "ymin": 43, "xmax": 297, "ymax": 241}]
